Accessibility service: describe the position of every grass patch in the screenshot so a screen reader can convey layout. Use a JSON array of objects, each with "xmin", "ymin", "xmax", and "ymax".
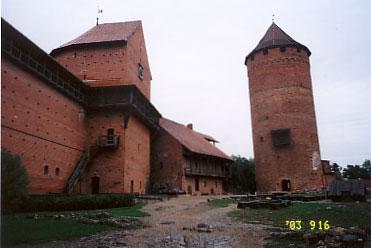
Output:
[
  {"xmin": 228, "ymin": 201, "xmax": 371, "ymax": 229},
  {"xmin": 1, "ymin": 204, "xmax": 148, "ymax": 247},
  {"xmin": 208, "ymin": 198, "xmax": 235, "ymax": 208},
  {"xmin": 1, "ymin": 217, "xmax": 112, "ymax": 247},
  {"xmin": 229, "ymin": 201, "xmax": 371, "ymax": 248}
]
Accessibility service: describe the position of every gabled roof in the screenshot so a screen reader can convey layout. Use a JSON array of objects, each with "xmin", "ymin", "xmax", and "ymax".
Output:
[
  {"xmin": 246, "ymin": 22, "xmax": 311, "ymax": 62},
  {"xmin": 159, "ymin": 118, "xmax": 231, "ymax": 160},
  {"xmin": 51, "ymin": 21, "xmax": 141, "ymax": 55}
]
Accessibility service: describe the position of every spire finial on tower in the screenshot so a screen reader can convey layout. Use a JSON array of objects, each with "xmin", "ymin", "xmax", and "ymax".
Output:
[
  {"xmin": 272, "ymin": 14, "xmax": 275, "ymax": 23},
  {"xmin": 96, "ymin": 1, "xmax": 103, "ymax": 26}
]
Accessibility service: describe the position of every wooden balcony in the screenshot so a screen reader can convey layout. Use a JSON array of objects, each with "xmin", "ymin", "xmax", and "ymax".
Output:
[
  {"xmin": 1, "ymin": 37, "xmax": 86, "ymax": 105},
  {"xmin": 97, "ymin": 135, "xmax": 120, "ymax": 149},
  {"xmin": 87, "ymin": 85, "xmax": 161, "ymax": 130},
  {"xmin": 184, "ymin": 167, "xmax": 228, "ymax": 178}
]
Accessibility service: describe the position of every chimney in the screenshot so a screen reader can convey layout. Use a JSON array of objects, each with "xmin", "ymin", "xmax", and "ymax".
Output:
[{"xmin": 186, "ymin": 123, "xmax": 193, "ymax": 130}]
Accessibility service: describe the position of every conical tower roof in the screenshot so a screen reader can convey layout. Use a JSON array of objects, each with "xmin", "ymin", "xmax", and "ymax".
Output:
[{"xmin": 245, "ymin": 22, "xmax": 311, "ymax": 63}]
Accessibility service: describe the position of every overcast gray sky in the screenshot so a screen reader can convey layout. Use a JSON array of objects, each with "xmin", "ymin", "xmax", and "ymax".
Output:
[{"xmin": 2, "ymin": 0, "xmax": 371, "ymax": 167}]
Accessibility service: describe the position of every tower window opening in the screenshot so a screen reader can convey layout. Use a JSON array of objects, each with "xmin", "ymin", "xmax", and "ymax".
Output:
[
  {"xmin": 107, "ymin": 128, "xmax": 115, "ymax": 144},
  {"xmin": 55, "ymin": 167, "xmax": 60, "ymax": 176},
  {"xmin": 271, "ymin": 128, "xmax": 291, "ymax": 147},
  {"xmin": 263, "ymin": 49, "xmax": 268, "ymax": 55},
  {"xmin": 280, "ymin": 47, "xmax": 286, "ymax": 52},
  {"xmin": 44, "ymin": 165, "xmax": 49, "ymax": 175},
  {"xmin": 138, "ymin": 63, "xmax": 143, "ymax": 80},
  {"xmin": 297, "ymin": 48, "xmax": 301, "ymax": 53}
]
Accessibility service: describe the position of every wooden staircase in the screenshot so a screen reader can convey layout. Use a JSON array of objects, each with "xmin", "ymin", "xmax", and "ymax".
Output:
[
  {"xmin": 64, "ymin": 145, "xmax": 99, "ymax": 193},
  {"xmin": 64, "ymin": 134, "xmax": 120, "ymax": 193}
]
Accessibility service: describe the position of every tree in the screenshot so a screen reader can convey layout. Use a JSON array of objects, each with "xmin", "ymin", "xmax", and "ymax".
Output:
[
  {"xmin": 1, "ymin": 149, "xmax": 29, "ymax": 213},
  {"xmin": 342, "ymin": 159, "xmax": 371, "ymax": 180},
  {"xmin": 361, "ymin": 159, "xmax": 371, "ymax": 173},
  {"xmin": 226, "ymin": 155, "xmax": 256, "ymax": 194},
  {"xmin": 332, "ymin": 163, "xmax": 342, "ymax": 174}
]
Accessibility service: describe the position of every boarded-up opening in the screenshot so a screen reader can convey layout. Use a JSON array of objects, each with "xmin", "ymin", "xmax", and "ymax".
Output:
[
  {"xmin": 187, "ymin": 185, "xmax": 192, "ymax": 194},
  {"xmin": 91, "ymin": 176, "xmax": 100, "ymax": 194},
  {"xmin": 195, "ymin": 177, "xmax": 199, "ymax": 191},
  {"xmin": 282, "ymin": 179, "xmax": 291, "ymax": 191}
]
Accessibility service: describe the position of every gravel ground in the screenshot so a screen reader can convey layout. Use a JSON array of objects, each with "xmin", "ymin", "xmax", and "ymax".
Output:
[{"xmin": 15, "ymin": 196, "xmax": 268, "ymax": 248}]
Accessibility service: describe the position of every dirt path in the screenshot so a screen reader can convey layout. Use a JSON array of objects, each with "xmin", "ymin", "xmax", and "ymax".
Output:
[
  {"xmin": 126, "ymin": 195, "xmax": 268, "ymax": 247},
  {"xmin": 16, "ymin": 196, "xmax": 268, "ymax": 248}
]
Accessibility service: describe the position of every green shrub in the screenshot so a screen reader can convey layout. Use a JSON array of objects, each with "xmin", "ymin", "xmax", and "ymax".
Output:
[
  {"xmin": 22, "ymin": 194, "xmax": 134, "ymax": 212},
  {"xmin": 1, "ymin": 149, "xmax": 29, "ymax": 213}
]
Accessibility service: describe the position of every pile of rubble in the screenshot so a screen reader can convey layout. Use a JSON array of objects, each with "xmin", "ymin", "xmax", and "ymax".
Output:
[
  {"xmin": 27, "ymin": 211, "xmax": 143, "ymax": 229},
  {"xmin": 182, "ymin": 223, "xmax": 222, "ymax": 233},
  {"xmin": 268, "ymin": 226, "xmax": 370, "ymax": 248},
  {"xmin": 145, "ymin": 234, "xmax": 234, "ymax": 248},
  {"xmin": 237, "ymin": 199, "xmax": 291, "ymax": 209}
]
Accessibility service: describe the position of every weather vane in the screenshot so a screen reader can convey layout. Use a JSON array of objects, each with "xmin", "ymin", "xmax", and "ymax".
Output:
[{"xmin": 96, "ymin": 3, "xmax": 103, "ymax": 25}]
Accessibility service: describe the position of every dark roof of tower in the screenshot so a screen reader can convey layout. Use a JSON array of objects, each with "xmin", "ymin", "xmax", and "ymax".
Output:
[
  {"xmin": 245, "ymin": 22, "xmax": 311, "ymax": 63},
  {"xmin": 159, "ymin": 118, "xmax": 232, "ymax": 161},
  {"xmin": 51, "ymin": 21, "xmax": 141, "ymax": 55}
]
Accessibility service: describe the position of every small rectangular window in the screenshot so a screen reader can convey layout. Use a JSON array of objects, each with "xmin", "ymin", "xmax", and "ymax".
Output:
[
  {"xmin": 44, "ymin": 165, "xmax": 49, "ymax": 175},
  {"xmin": 271, "ymin": 129, "xmax": 291, "ymax": 147},
  {"xmin": 280, "ymin": 47, "xmax": 286, "ymax": 52},
  {"xmin": 55, "ymin": 167, "xmax": 60, "ymax": 176}
]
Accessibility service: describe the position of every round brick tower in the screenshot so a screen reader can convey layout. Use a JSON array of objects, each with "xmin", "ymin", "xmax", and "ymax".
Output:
[{"xmin": 245, "ymin": 22, "xmax": 324, "ymax": 193}]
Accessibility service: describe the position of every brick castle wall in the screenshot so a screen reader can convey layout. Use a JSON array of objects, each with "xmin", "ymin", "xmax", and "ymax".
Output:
[
  {"xmin": 150, "ymin": 128, "xmax": 183, "ymax": 191},
  {"xmin": 122, "ymin": 116, "xmax": 151, "ymax": 194},
  {"xmin": 246, "ymin": 47, "xmax": 324, "ymax": 192},
  {"xmin": 1, "ymin": 59, "xmax": 86, "ymax": 194},
  {"xmin": 77, "ymin": 112, "xmax": 150, "ymax": 194},
  {"xmin": 182, "ymin": 176, "xmax": 224, "ymax": 196}
]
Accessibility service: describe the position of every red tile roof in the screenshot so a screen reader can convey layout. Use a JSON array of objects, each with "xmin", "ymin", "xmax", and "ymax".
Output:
[
  {"xmin": 160, "ymin": 118, "xmax": 231, "ymax": 160},
  {"xmin": 51, "ymin": 21, "xmax": 141, "ymax": 53}
]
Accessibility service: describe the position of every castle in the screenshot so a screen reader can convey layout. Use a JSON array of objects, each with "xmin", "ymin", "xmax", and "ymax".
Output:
[
  {"xmin": 1, "ymin": 18, "xmax": 231, "ymax": 195},
  {"xmin": 2, "ymin": 17, "xmax": 335, "ymax": 195},
  {"xmin": 245, "ymin": 22, "xmax": 330, "ymax": 192}
]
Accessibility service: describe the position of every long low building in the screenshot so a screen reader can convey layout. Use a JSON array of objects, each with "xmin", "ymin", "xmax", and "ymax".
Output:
[{"xmin": 151, "ymin": 118, "xmax": 232, "ymax": 195}]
